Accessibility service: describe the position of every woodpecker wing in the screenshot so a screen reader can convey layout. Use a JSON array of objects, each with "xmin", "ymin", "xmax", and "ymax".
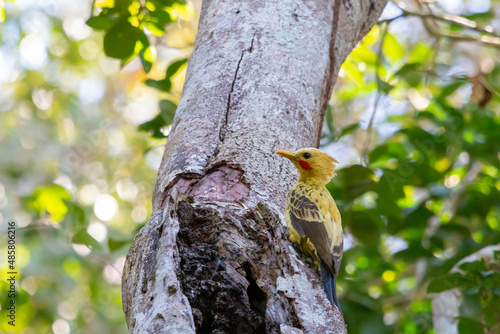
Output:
[{"xmin": 287, "ymin": 186, "xmax": 343, "ymax": 275}]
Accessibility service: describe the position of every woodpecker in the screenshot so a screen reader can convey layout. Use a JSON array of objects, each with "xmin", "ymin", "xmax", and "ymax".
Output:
[{"xmin": 277, "ymin": 148, "xmax": 343, "ymax": 311}]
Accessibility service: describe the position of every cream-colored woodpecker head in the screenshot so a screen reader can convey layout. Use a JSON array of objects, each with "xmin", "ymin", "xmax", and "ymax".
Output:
[{"xmin": 276, "ymin": 148, "xmax": 339, "ymax": 184}]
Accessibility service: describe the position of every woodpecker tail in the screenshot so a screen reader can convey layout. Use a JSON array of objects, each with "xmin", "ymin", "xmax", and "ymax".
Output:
[{"xmin": 320, "ymin": 260, "xmax": 341, "ymax": 313}]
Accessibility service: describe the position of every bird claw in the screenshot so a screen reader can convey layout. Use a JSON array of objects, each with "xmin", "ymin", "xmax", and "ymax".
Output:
[{"xmin": 299, "ymin": 238, "xmax": 317, "ymax": 259}]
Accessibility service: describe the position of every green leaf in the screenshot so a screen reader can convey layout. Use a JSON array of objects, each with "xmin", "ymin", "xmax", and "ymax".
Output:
[
  {"xmin": 457, "ymin": 317, "xmax": 484, "ymax": 334},
  {"xmin": 27, "ymin": 185, "xmax": 71, "ymax": 222},
  {"xmin": 147, "ymin": 8, "xmax": 173, "ymax": 34},
  {"xmin": 393, "ymin": 62, "xmax": 420, "ymax": 76},
  {"xmin": 136, "ymin": 30, "xmax": 151, "ymax": 72},
  {"xmin": 376, "ymin": 197, "xmax": 401, "ymax": 218},
  {"xmin": 338, "ymin": 82, "xmax": 377, "ymax": 100},
  {"xmin": 342, "ymin": 61, "xmax": 364, "ymax": 86},
  {"xmin": 394, "ymin": 243, "xmax": 433, "ymax": 260},
  {"xmin": 437, "ymin": 223, "xmax": 470, "ymax": 237},
  {"xmin": 460, "ymin": 290, "xmax": 482, "ymax": 319},
  {"xmin": 398, "ymin": 127, "xmax": 447, "ymax": 156},
  {"xmin": 337, "ymin": 123, "xmax": 360, "ymax": 139},
  {"xmin": 458, "ymin": 259, "xmax": 487, "ymax": 273},
  {"xmin": 393, "ymin": 63, "xmax": 422, "ymax": 87},
  {"xmin": 138, "ymin": 100, "xmax": 177, "ymax": 138},
  {"xmin": 349, "ymin": 209, "xmax": 384, "ymax": 247},
  {"xmin": 376, "ymin": 77, "xmax": 394, "ymax": 94},
  {"xmin": 369, "ymin": 143, "xmax": 407, "ymax": 164},
  {"xmin": 386, "ymin": 204, "xmax": 431, "ymax": 236},
  {"xmin": 409, "ymin": 42, "xmax": 434, "ymax": 64},
  {"xmin": 108, "ymin": 238, "xmax": 132, "ymax": 252},
  {"xmin": 107, "ymin": 227, "xmax": 134, "ymax": 251},
  {"xmin": 463, "ymin": 12, "xmax": 494, "ymax": 22},
  {"xmin": 373, "ymin": 169, "xmax": 406, "ymax": 198},
  {"xmin": 416, "ymin": 110, "xmax": 441, "ymax": 124},
  {"xmin": 383, "ymin": 33, "xmax": 404, "ymax": 63},
  {"xmin": 427, "ymin": 273, "xmax": 471, "ymax": 293},
  {"xmin": 139, "ymin": 45, "xmax": 156, "ymax": 73},
  {"xmin": 145, "ymin": 58, "xmax": 187, "ymax": 92},
  {"xmin": 103, "ymin": 20, "xmax": 141, "ymax": 59},
  {"xmin": 61, "ymin": 201, "xmax": 86, "ymax": 230},
  {"xmin": 484, "ymin": 306, "xmax": 499, "ymax": 328},
  {"xmin": 145, "ymin": 78, "xmax": 171, "ymax": 91},
  {"xmin": 350, "ymin": 46, "xmax": 378, "ymax": 66},
  {"xmin": 140, "ymin": 53, "xmax": 152, "ymax": 73},
  {"xmin": 72, "ymin": 230, "xmax": 102, "ymax": 250},
  {"xmin": 165, "ymin": 58, "xmax": 188, "ymax": 80},
  {"xmin": 438, "ymin": 80, "xmax": 467, "ymax": 100},
  {"xmin": 328, "ymin": 165, "xmax": 375, "ymax": 200},
  {"xmin": 158, "ymin": 99, "xmax": 177, "ymax": 124},
  {"xmin": 86, "ymin": 12, "xmax": 114, "ymax": 30}
]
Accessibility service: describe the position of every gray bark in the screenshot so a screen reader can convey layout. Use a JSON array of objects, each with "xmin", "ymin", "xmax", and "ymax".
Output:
[{"xmin": 122, "ymin": 0, "xmax": 387, "ymax": 333}]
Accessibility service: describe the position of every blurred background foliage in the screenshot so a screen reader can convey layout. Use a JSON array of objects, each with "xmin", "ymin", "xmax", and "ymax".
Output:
[
  {"xmin": 0, "ymin": 0, "xmax": 499, "ymax": 333},
  {"xmin": 0, "ymin": 0, "xmax": 195, "ymax": 332}
]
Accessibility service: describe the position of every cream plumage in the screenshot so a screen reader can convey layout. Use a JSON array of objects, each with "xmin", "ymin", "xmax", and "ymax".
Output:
[{"xmin": 277, "ymin": 148, "xmax": 343, "ymax": 311}]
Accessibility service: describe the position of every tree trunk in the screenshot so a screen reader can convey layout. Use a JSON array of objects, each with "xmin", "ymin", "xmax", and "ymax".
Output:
[{"xmin": 122, "ymin": 0, "xmax": 387, "ymax": 333}]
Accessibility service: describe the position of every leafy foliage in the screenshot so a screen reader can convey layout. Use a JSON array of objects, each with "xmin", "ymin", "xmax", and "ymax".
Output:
[
  {"xmin": 138, "ymin": 99, "xmax": 177, "ymax": 138},
  {"xmin": 87, "ymin": 0, "xmax": 187, "ymax": 133},
  {"xmin": 86, "ymin": 0, "xmax": 182, "ymax": 68},
  {"xmin": 145, "ymin": 58, "xmax": 188, "ymax": 91},
  {"xmin": 2, "ymin": 0, "xmax": 500, "ymax": 333},
  {"xmin": 0, "ymin": 0, "xmax": 193, "ymax": 332},
  {"xmin": 323, "ymin": 2, "xmax": 500, "ymax": 333}
]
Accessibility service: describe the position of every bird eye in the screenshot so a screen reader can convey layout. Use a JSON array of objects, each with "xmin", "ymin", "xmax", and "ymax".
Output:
[{"xmin": 302, "ymin": 152, "xmax": 311, "ymax": 159}]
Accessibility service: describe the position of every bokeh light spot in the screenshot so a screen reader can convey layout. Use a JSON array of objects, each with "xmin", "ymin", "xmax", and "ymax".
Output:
[
  {"xmin": 382, "ymin": 270, "xmax": 396, "ymax": 282},
  {"xmin": 94, "ymin": 194, "xmax": 118, "ymax": 221},
  {"xmin": 19, "ymin": 35, "xmax": 48, "ymax": 69}
]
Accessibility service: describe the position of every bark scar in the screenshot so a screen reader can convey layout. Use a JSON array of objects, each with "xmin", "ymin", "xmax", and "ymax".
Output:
[
  {"xmin": 159, "ymin": 173, "xmax": 202, "ymax": 209},
  {"xmin": 316, "ymin": 0, "xmax": 341, "ymax": 148},
  {"xmin": 219, "ymin": 31, "xmax": 257, "ymax": 143}
]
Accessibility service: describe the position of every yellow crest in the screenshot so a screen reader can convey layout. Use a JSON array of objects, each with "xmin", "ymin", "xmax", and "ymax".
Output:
[{"xmin": 276, "ymin": 148, "xmax": 339, "ymax": 184}]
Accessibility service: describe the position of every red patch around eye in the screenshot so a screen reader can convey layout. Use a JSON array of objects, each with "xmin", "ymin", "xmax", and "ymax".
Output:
[{"xmin": 298, "ymin": 159, "xmax": 311, "ymax": 170}]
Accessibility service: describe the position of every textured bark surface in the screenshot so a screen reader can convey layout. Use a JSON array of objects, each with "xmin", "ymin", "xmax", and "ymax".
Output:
[{"xmin": 122, "ymin": 0, "xmax": 388, "ymax": 333}]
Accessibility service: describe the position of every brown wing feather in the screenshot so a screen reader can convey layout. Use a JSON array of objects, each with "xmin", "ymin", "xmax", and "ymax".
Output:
[{"xmin": 287, "ymin": 187, "xmax": 343, "ymax": 276}]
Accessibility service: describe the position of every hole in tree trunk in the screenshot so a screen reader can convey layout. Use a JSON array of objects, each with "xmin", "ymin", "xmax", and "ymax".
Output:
[
  {"xmin": 243, "ymin": 262, "xmax": 267, "ymax": 333},
  {"xmin": 198, "ymin": 310, "xmax": 214, "ymax": 334}
]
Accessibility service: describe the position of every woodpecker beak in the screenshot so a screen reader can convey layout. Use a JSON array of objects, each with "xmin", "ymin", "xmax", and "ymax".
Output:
[{"xmin": 276, "ymin": 150, "xmax": 297, "ymax": 161}]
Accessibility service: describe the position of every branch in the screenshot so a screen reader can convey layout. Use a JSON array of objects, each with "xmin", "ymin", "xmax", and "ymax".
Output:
[
  {"xmin": 377, "ymin": 14, "xmax": 405, "ymax": 25},
  {"xmin": 429, "ymin": 31, "xmax": 500, "ymax": 48},
  {"xmin": 89, "ymin": 0, "xmax": 98, "ymax": 18},
  {"xmin": 406, "ymin": 11, "xmax": 499, "ymax": 38},
  {"xmin": 380, "ymin": 2, "xmax": 500, "ymax": 48}
]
